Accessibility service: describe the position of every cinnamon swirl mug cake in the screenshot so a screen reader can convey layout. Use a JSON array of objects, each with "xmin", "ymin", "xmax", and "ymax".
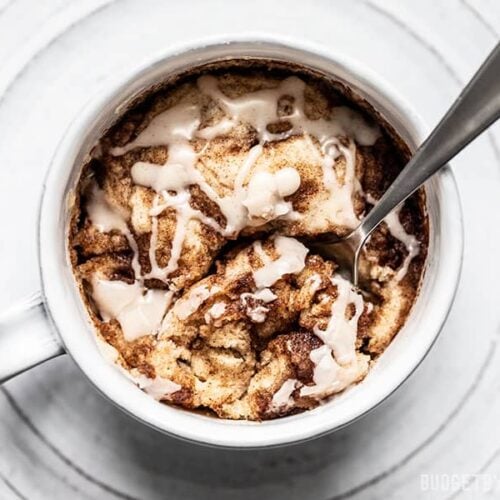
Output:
[
  {"xmin": 69, "ymin": 58, "xmax": 428, "ymax": 420},
  {"xmin": 0, "ymin": 39, "xmax": 461, "ymax": 447}
]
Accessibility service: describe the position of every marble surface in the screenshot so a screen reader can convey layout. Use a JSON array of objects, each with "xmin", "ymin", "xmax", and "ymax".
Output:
[{"xmin": 0, "ymin": 1, "xmax": 499, "ymax": 498}]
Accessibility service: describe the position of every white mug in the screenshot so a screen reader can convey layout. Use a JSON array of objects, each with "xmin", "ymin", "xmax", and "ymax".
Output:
[{"xmin": 0, "ymin": 36, "xmax": 463, "ymax": 448}]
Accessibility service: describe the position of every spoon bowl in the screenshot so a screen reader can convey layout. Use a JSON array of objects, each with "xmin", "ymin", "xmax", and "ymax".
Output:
[{"xmin": 312, "ymin": 41, "xmax": 500, "ymax": 286}]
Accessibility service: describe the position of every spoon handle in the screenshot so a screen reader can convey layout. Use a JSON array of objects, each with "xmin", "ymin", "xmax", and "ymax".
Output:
[{"xmin": 359, "ymin": 41, "xmax": 500, "ymax": 240}]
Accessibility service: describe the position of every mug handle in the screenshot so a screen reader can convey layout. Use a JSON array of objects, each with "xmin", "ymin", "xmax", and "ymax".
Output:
[{"xmin": 0, "ymin": 292, "xmax": 64, "ymax": 383}]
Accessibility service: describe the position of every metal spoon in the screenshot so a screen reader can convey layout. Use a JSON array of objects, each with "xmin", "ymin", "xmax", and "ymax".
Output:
[{"xmin": 309, "ymin": 42, "xmax": 500, "ymax": 286}]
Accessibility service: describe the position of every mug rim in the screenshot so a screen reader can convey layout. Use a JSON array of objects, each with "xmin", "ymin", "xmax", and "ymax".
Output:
[{"xmin": 38, "ymin": 34, "xmax": 463, "ymax": 448}]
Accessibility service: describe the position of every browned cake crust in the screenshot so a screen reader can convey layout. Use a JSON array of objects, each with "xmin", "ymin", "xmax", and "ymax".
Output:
[{"xmin": 68, "ymin": 60, "xmax": 428, "ymax": 420}]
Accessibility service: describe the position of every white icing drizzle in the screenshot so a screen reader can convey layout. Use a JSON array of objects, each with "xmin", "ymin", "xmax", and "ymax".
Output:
[
  {"xmin": 271, "ymin": 378, "xmax": 299, "ymax": 409},
  {"xmin": 300, "ymin": 274, "xmax": 366, "ymax": 398},
  {"xmin": 243, "ymin": 167, "xmax": 301, "ymax": 224},
  {"xmin": 85, "ymin": 187, "xmax": 173, "ymax": 340},
  {"xmin": 129, "ymin": 372, "xmax": 181, "ymax": 400},
  {"xmin": 240, "ymin": 237, "xmax": 306, "ymax": 322},
  {"xmin": 248, "ymin": 303, "xmax": 271, "ymax": 319},
  {"xmin": 242, "ymin": 288, "xmax": 278, "ymax": 303},
  {"xmin": 195, "ymin": 117, "xmax": 234, "ymax": 140},
  {"xmin": 252, "ymin": 236, "xmax": 308, "ymax": 288},
  {"xmin": 244, "ymin": 305, "xmax": 269, "ymax": 323},
  {"xmin": 86, "ymin": 184, "xmax": 128, "ymax": 233},
  {"xmin": 318, "ymin": 138, "xmax": 361, "ymax": 227},
  {"xmin": 146, "ymin": 192, "xmax": 190, "ymax": 281},
  {"xmin": 115, "ymin": 362, "xmax": 181, "ymax": 399},
  {"xmin": 366, "ymin": 302, "xmax": 374, "ymax": 315},
  {"xmin": 111, "ymin": 102, "xmax": 201, "ymax": 156},
  {"xmin": 131, "ymin": 145, "xmax": 198, "ymax": 193},
  {"xmin": 313, "ymin": 275, "xmax": 364, "ymax": 365},
  {"xmin": 233, "ymin": 143, "xmax": 264, "ymax": 195},
  {"xmin": 173, "ymin": 284, "xmax": 220, "ymax": 320},
  {"xmin": 91, "ymin": 278, "xmax": 173, "ymax": 341},
  {"xmin": 300, "ymin": 344, "xmax": 360, "ymax": 398},
  {"xmin": 86, "ymin": 185, "xmax": 142, "ymax": 279},
  {"xmin": 240, "ymin": 288, "xmax": 277, "ymax": 323},
  {"xmin": 197, "ymin": 76, "xmax": 379, "ymax": 145},
  {"xmin": 204, "ymin": 302, "xmax": 227, "ymax": 323},
  {"xmin": 365, "ymin": 193, "xmax": 420, "ymax": 282}
]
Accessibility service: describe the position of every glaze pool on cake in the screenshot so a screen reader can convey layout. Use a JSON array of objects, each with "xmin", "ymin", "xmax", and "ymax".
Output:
[{"xmin": 69, "ymin": 61, "xmax": 428, "ymax": 420}]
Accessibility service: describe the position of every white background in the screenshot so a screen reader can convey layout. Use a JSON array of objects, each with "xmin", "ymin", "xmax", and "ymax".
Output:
[{"xmin": 0, "ymin": 0, "xmax": 499, "ymax": 499}]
